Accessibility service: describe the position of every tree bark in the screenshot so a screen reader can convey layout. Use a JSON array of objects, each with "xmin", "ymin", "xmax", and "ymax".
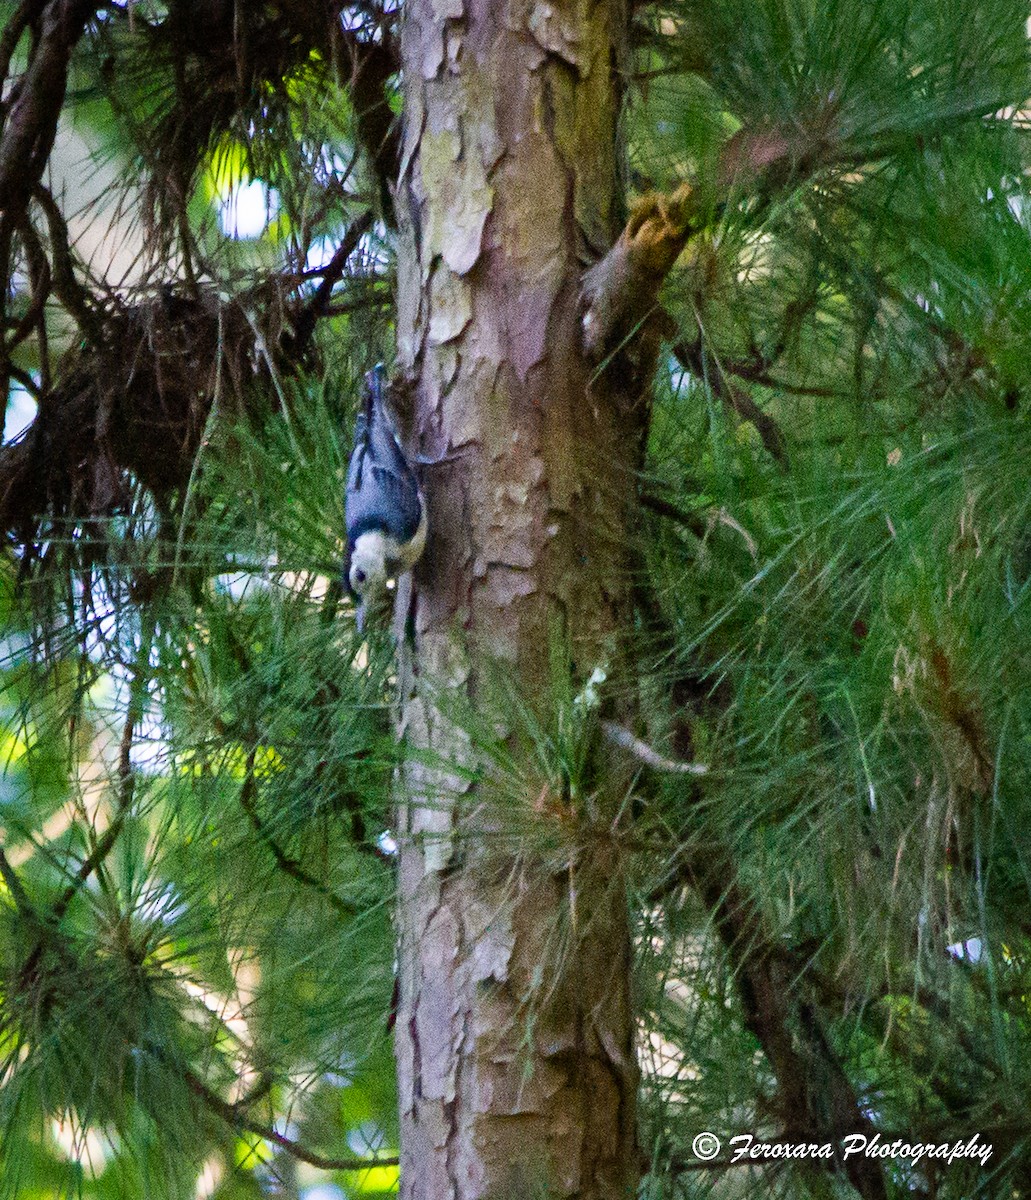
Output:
[{"xmin": 393, "ymin": 0, "xmax": 642, "ymax": 1196}]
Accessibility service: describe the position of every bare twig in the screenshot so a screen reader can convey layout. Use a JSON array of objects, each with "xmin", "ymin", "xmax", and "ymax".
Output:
[
  {"xmin": 238, "ymin": 749, "xmax": 359, "ymax": 919},
  {"xmin": 672, "ymin": 339, "xmax": 789, "ymax": 468},
  {"xmin": 601, "ymin": 720, "xmax": 708, "ymax": 775},
  {"xmin": 9, "ymin": 214, "xmax": 51, "ymax": 349},
  {"xmin": 185, "ymin": 1066, "xmax": 399, "ymax": 1173},
  {"xmin": 288, "ymin": 209, "xmax": 375, "ymax": 358},
  {"xmin": 32, "ymin": 182, "xmax": 105, "ymax": 341},
  {"xmin": 639, "ymin": 490, "xmax": 707, "ymax": 537}
]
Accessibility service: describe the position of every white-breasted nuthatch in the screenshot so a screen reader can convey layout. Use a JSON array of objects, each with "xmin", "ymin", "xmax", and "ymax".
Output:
[{"xmin": 345, "ymin": 365, "xmax": 427, "ymax": 625}]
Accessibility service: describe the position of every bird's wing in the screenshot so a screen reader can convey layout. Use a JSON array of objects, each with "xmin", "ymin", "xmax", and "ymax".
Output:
[{"xmin": 345, "ymin": 416, "xmax": 423, "ymax": 545}]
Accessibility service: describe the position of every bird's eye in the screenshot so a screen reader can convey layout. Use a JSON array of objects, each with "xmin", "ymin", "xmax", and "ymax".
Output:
[{"xmin": 355, "ymin": 569, "xmax": 367, "ymax": 585}]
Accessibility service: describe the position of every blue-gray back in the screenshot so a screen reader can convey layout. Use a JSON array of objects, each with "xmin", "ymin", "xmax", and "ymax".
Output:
[{"xmin": 345, "ymin": 370, "xmax": 423, "ymax": 546}]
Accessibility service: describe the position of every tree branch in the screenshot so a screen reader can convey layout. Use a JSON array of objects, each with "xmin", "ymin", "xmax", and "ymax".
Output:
[
  {"xmin": 0, "ymin": 3, "xmax": 41, "ymax": 99},
  {"xmin": 580, "ymin": 182, "xmax": 699, "ymax": 361},
  {"xmin": 579, "ymin": 102, "xmax": 937, "ymax": 367},
  {"xmin": 672, "ymin": 338, "xmax": 789, "ymax": 468},
  {"xmin": 31, "ymin": 182, "xmax": 105, "ymax": 341},
  {"xmin": 601, "ymin": 720, "xmax": 708, "ymax": 775},
  {"xmin": 184, "ymin": 1066, "xmax": 399, "ymax": 1173},
  {"xmin": 238, "ymin": 750, "xmax": 359, "ymax": 919},
  {"xmin": 639, "ymin": 490, "xmax": 707, "ymax": 537},
  {"xmin": 287, "ymin": 209, "xmax": 375, "ymax": 358},
  {"xmin": 679, "ymin": 860, "xmax": 887, "ymax": 1200},
  {"xmin": 635, "ymin": 587, "xmax": 887, "ymax": 1199},
  {"xmin": 4, "ymin": 361, "xmax": 39, "ymax": 395},
  {"xmin": 0, "ymin": 0, "xmax": 98, "ymax": 217},
  {"xmin": 7, "ymin": 213, "xmax": 51, "ymax": 351},
  {"xmin": 336, "ymin": 22, "xmax": 400, "ymax": 223}
]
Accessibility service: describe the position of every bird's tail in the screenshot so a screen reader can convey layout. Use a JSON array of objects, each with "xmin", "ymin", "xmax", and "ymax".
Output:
[{"xmin": 363, "ymin": 363, "xmax": 387, "ymax": 423}]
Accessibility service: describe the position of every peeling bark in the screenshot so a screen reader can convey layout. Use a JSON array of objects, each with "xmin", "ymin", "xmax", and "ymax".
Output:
[{"xmin": 393, "ymin": 0, "xmax": 641, "ymax": 1195}]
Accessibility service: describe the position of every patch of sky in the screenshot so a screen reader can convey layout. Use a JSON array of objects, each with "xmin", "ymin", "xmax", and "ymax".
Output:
[
  {"xmin": 301, "ymin": 1187, "xmax": 345, "ymax": 1200},
  {"xmin": 218, "ymin": 179, "xmax": 280, "ymax": 239},
  {"xmin": 4, "ymin": 378, "xmax": 38, "ymax": 442},
  {"xmin": 304, "ymin": 223, "xmax": 388, "ymax": 284},
  {"xmin": 347, "ymin": 1120, "xmax": 387, "ymax": 1156},
  {"xmin": 135, "ymin": 884, "xmax": 187, "ymax": 926}
]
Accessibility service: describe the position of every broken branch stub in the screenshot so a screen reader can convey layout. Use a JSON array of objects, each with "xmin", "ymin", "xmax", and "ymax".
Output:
[{"xmin": 580, "ymin": 182, "xmax": 699, "ymax": 362}]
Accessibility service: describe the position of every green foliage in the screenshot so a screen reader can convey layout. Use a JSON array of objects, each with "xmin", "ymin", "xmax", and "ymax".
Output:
[
  {"xmin": 628, "ymin": 2, "xmax": 1031, "ymax": 1192},
  {"xmin": 0, "ymin": 370, "xmax": 401, "ymax": 1195},
  {"xmin": 4, "ymin": 0, "xmax": 1031, "ymax": 1196}
]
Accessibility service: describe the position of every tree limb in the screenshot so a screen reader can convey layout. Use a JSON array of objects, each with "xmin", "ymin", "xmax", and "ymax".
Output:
[
  {"xmin": 635, "ymin": 588, "xmax": 887, "ymax": 1199},
  {"xmin": 31, "ymin": 182, "xmax": 105, "ymax": 341},
  {"xmin": 287, "ymin": 208, "xmax": 375, "ymax": 358},
  {"xmin": 581, "ymin": 182, "xmax": 699, "ymax": 361},
  {"xmin": 0, "ymin": 0, "xmax": 98, "ymax": 217},
  {"xmin": 639, "ymin": 490, "xmax": 707, "ymax": 537},
  {"xmin": 184, "ymin": 1065, "xmax": 399, "ymax": 1173},
  {"xmin": 677, "ymin": 859, "xmax": 888, "ymax": 1200},
  {"xmin": 7, "ymin": 213, "xmax": 50, "ymax": 350},
  {"xmin": 336, "ymin": 22, "xmax": 400, "ymax": 223},
  {"xmin": 0, "ymin": 2, "xmax": 42, "ymax": 100},
  {"xmin": 238, "ymin": 750, "xmax": 360, "ymax": 919},
  {"xmin": 672, "ymin": 338, "xmax": 789, "ymax": 468},
  {"xmin": 579, "ymin": 102, "xmax": 940, "ymax": 367}
]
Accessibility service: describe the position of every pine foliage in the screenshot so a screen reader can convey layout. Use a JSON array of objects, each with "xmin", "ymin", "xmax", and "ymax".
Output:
[{"xmin": 1, "ymin": 1, "xmax": 1030, "ymax": 1197}]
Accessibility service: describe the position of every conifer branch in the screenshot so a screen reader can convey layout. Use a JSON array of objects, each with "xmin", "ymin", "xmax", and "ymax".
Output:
[
  {"xmin": 51, "ymin": 621, "xmax": 152, "ymax": 924},
  {"xmin": 579, "ymin": 103, "xmax": 959, "ymax": 367},
  {"xmin": 663, "ymin": 857, "xmax": 888, "ymax": 1200},
  {"xmin": 0, "ymin": 1, "xmax": 38, "ymax": 96},
  {"xmin": 185, "ymin": 1066, "xmax": 399, "ymax": 1172},
  {"xmin": 7, "ymin": 215, "xmax": 50, "ymax": 352},
  {"xmin": 0, "ymin": 0, "xmax": 98, "ymax": 217},
  {"xmin": 238, "ymin": 751, "xmax": 359, "ymax": 918},
  {"xmin": 581, "ymin": 182, "xmax": 699, "ymax": 361},
  {"xmin": 636, "ymin": 587, "xmax": 886, "ymax": 1199},
  {"xmin": 337, "ymin": 22, "xmax": 399, "ymax": 223},
  {"xmin": 671, "ymin": 338, "xmax": 789, "ymax": 468},
  {"xmin": 0, "ymin": 844, "xmax": 35, "ymax": 919},
  {"xmin": 288, "ymin": 209, "xmax": 375, "ymax": 358},
  {"xmin": 639, "ymin": 490, "xmax": 707, "ymax": 537},
  {"xmin": 14, "ymin": 628, "xmax": 152, "ymax": 995},
  {"xmin": 31, "ymin": 182, "xmax": 104, "ymax": 342}
]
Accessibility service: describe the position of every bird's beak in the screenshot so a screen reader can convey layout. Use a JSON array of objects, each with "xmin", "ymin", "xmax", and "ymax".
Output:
[{"xmin": 355, "ymin": 601, "xmax": 366, "ymax": 634}]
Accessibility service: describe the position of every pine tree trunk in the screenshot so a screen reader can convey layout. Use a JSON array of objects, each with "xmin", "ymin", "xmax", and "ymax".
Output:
[{"xmin": 393, "ymin": 1, "xmax": 643, "ymax": 1196}]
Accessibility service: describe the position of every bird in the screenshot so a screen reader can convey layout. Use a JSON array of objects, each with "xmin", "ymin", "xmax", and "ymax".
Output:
[{"xmin": 345, "ymin": 365, "xmax": 427, "ymax": 627}]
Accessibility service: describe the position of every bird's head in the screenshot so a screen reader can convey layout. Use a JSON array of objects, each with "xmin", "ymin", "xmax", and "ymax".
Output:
[{"xmin": 347, "ymin": 532, "xmax": 393, "ymax": 628}]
